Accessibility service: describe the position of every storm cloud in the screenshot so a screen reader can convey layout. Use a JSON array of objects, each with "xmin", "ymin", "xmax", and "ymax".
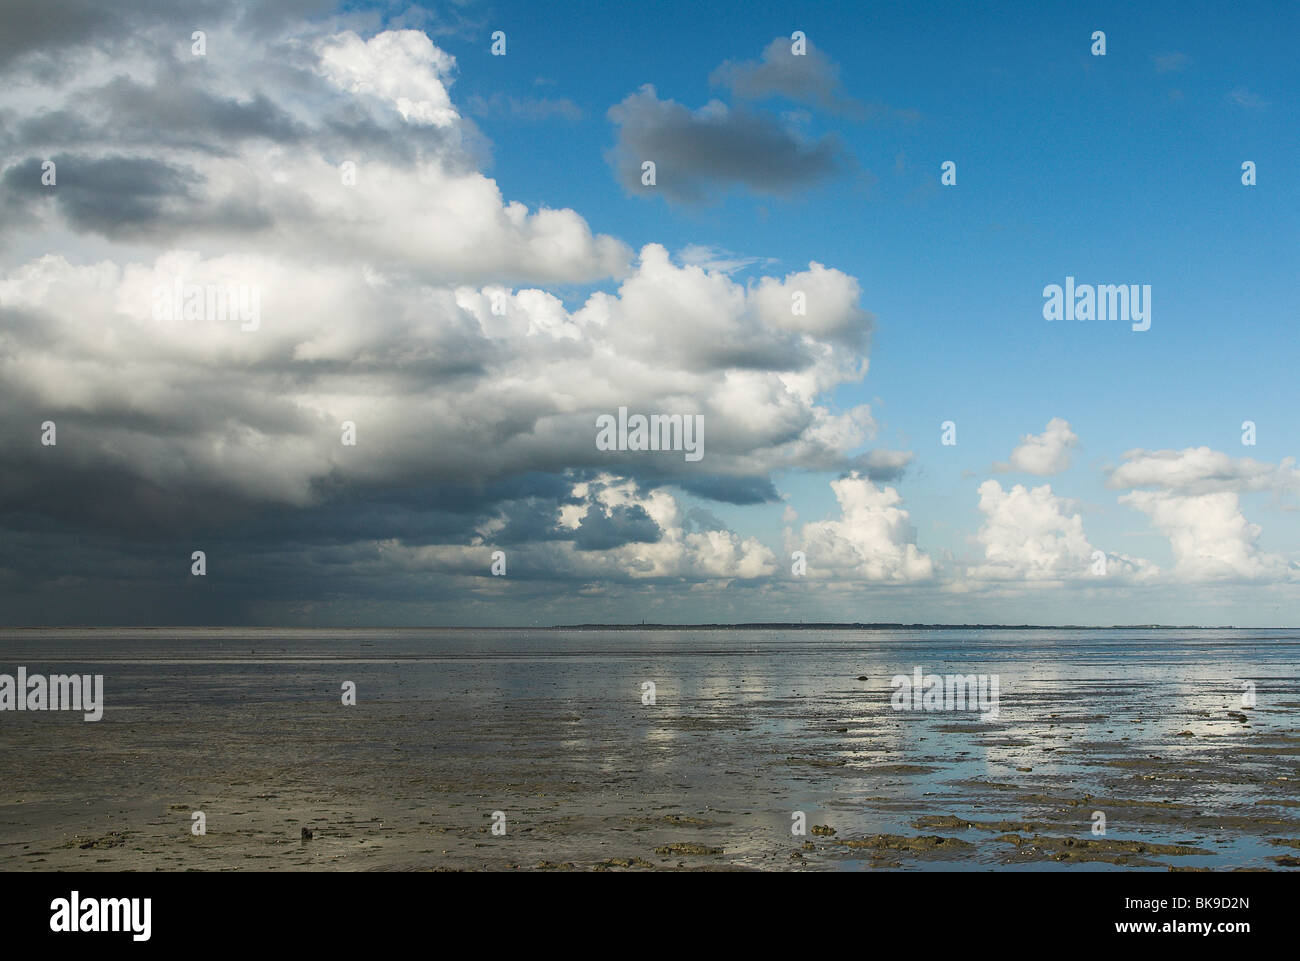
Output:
[
  {"xmin": 606, "ymin": 84, "xmax": 848, "ymax": 204},
  {"xmin": 0, "ymin": 3, "xmax": 896, "ymax": 623}
]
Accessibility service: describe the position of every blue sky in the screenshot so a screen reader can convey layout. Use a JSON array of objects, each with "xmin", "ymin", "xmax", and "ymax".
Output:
[
  {"xmin": 0, "ymin": 0, "xmax": 1296, "ymax": 625},
  {"xmin": 449, "ymin": 0, "xmax": 1300, "ymax": 621}
]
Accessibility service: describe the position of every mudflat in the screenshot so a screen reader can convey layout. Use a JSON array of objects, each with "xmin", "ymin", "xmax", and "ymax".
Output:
[{"xmin": 1, "ymin": 627, "xmax": 1297, "ymax": 871}]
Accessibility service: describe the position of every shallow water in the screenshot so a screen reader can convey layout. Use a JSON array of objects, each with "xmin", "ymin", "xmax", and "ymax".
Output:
[{"xmin": 1, "ymin": 627, "xmax": 1298, "ymax": 871}]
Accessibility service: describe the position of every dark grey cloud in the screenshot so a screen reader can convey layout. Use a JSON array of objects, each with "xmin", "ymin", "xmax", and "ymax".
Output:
[
  {"xmin": 683, "ymin": 506, "xmax": 729, "ymax": 533},
  {"xmin": 7, "ymin": 109, "xmax": 99, "ymax": 149},
  {"xmin": 0, "ymin": 0, "xmax": 485, "ymax": 175},
  {"xmin": 572, "ymin": 503, "xmax": 661, "ymax": 551},
  {"xmin": 0, "ymin": 153, "xmax": 279, "ymax": 239},
  {"xmin": 2, "ymin": 154, "xmax": 200, "ymax": 233},
  {"xmin": 88, "ymin": 73, "xmax": 306, "ymax": 148},
  {"xmin": 673, "ymin": 474, "xmax": 779, "ymax": 505},
  {"xmin": 710, "ymin": 37, "xmax": 866, "ymax": 118},
  {"xmin": 0, "ymin": 0, "xmax": 181, "ymax": 66},
  {"xmin": 0, "ymin": 0, "xmax": 346, "ymax": 73},
  {"xmin": 845, "ymin": 449, "xmax": 914, "ymax": 482},
  {"xmin": 0, "ymin": 468, "xmax": 732, "ymax": 625},
  {"xmin": 607, "ymin": 85, "xmax": 848, "ymax": 204}
]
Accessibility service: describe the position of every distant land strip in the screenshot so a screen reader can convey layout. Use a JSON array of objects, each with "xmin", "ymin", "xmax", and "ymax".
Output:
[{"xmin": 552, "ymin": 623, "xmax": 1245, "ymax": 631}]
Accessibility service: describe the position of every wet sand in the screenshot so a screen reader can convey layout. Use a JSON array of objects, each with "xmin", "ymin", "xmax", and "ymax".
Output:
[{"xmin": 1, "ymin": 627, "xmax": 1297, "ymax": 871}]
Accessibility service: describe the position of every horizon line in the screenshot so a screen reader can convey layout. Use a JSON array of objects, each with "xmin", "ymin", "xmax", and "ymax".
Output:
[{"xmin": 2, "ymin": 622, "xmax": 1290, "ymax": 631}]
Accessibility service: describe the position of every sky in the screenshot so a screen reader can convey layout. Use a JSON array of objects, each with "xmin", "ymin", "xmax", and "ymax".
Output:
[{"xmin": 0, "ymin": 0, "xmax": 1297, "ymax": 626}]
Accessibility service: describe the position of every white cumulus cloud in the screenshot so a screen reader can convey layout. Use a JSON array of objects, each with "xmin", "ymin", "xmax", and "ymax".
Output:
[
  {"xmin": 1119, "ymin": 489, "xmax": 1293, "ymax": 582},
  {"xmin": 994, "ymin": 417, "xmax": 1079, "ymax": 476},
  {"xmin": 787, "ymin": 473, "xmax": 934, "ymax": 582},
  {"xmin": 968, "ymin": 480, "xmax": 1152, "ymax": 582}
]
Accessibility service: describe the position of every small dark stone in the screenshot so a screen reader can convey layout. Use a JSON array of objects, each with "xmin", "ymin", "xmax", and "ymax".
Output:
[
  {"xmin": 301, "ymin": 827, "xmax": 313, "ymax": 841},
  {"xmin": 856, "ymin": 675, "xmax": 869, "ymax": 681}
]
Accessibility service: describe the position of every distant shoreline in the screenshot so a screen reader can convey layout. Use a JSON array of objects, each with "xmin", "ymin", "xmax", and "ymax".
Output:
[
  {"xmin": 0, "ymin": 622, "xmax": 1265, "ymax": 631},
  {"xmin": 553, "ymin": 622, "xmax": 1245, "ymax": 630}
]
